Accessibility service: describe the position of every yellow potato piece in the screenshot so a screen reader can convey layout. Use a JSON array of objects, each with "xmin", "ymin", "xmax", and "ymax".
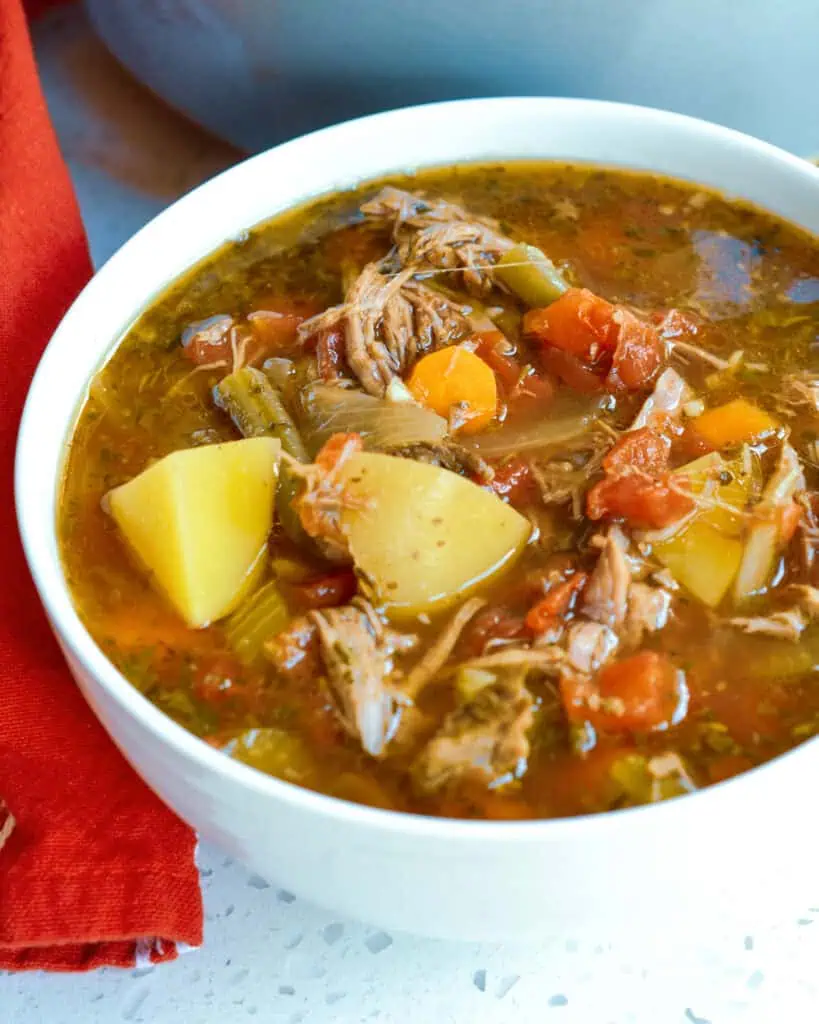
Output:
[
  {"xmin": 106, "ymin": 437, "xmax": 280, "ymax": 627},
  {"xmin": 338, "ymin": 452, "xmax": 530, "ymax": 618},
  {"xmin": 654, "ymin": 449, "xmax": 758, "ymax": 608}
]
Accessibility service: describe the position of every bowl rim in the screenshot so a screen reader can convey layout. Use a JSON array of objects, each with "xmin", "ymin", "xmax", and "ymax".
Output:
[{"xmin": 15, "ymin": 95, "xmax": 819, "ymax": 842}]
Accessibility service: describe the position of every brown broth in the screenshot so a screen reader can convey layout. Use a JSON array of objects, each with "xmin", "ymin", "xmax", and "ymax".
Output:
[{"xmin": 59, "ymin": 162, "xmax": 819, "ymax": 819}]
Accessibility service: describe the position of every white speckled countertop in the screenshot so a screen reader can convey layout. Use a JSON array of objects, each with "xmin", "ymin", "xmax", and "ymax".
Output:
[{"xmin": 6, "ymin": 7, "xmax": 819, "ymax": 1022}]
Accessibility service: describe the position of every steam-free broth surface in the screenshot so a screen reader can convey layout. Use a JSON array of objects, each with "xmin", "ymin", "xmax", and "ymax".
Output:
[{"xmin": 59, "ymin": 163, "xmax": 819, "ymax": 818}]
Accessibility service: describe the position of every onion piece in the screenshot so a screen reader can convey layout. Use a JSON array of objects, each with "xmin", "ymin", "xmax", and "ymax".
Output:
[
  {"xmin": 734, "ymin": 442, "xmax": 805, "ymax": 602},
  {"xmin": 300, "ymin": 382, "xmax": 448, "ymax": 452},
  {"xmin": 465, "ymin": 403, "xmax": 602, "ymax": 457}
]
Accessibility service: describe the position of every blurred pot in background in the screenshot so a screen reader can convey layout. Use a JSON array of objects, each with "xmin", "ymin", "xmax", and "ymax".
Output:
[{"xmin": 85, "ymin": 0, "xmax": 818, "ymax": 155}]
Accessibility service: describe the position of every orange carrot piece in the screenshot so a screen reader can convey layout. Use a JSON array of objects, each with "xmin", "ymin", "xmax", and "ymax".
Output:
[
  {"xmin": 691, "ymin": 399, "xmax": 778, "ymax": 450},
  {"xmin": 407, "ymin": 346, "xmax": 497, "ymax": 434}
]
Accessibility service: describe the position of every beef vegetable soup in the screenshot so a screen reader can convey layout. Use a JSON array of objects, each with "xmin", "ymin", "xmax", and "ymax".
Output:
[{"xmin": 59, "ymin": 163, "xmax": 819, "ymax": 819}]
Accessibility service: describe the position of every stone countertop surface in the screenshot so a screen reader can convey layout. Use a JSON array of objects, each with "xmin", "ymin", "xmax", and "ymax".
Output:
[{"xmin": 6, "ymin": 7, "xmax": 818, "ymax": 1023}]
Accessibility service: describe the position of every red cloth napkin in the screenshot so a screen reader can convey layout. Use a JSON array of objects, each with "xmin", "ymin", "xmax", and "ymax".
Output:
[{"xmin": 0, "ymin": 0, "xmax": 203, "ymax": 970}]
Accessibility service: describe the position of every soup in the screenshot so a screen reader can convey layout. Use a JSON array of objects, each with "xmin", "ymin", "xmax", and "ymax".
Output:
[{"xmin": 59, "ymin": 162, "xmax": 819, "ymax": 819}]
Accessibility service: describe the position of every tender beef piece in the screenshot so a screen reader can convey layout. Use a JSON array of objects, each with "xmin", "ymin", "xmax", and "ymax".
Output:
[
  {"xmin": 383, "ymin": 440, "xmax": 493, "ymax": 481},
  {"xmin": 728, "ymin": 609, "xmax": 807, "ymax": 642},
  {"xmin": 360, "ymin": 187, "xmax": 514, "ymax": 296},
  {"xmin": 623, "ymin": 582, "xmax": 672, "ymax": 647},
  {"xmin": 412, "ymin": 678, "xmax": 534, "ymax": 794},
  {"xmin": 582, "ymin": 531, "xmax": 631, "ymax": 629},
  {"xmin": 310, "ymin": 598, "xmax": 417, "ymax": 757},
  {"xmin": 298, "ymin": 262, "xmax": 470, "ymax": 396},
  {"xmin": 777, "ymin": 372, "xmax": 819, "ymax": 418},
  {"xmin": 530, "ymin": 432, "xmax": 613, "ymax": 519},
  {"xmin": 566, "ymin": 530, "xmax": 671, "ymax": 662},
  {"xmin": 564, "ymin": 621, "xmax": 619, "ymax": 675},
  {"xmin": 729, "ymin": 585, "xmax": 819, "ymax": 642},
  {"xmin": 402, "ymin": 597, "xmax": 486, "ymax": 699}
]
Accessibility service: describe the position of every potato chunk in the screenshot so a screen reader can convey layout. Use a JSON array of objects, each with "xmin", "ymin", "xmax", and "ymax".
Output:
[
  {"xmin": 337, "ymin": 452, "xmax": 530, "ymax": 618},
  {"xmin": 653, "ymin": 450, "xmax": 758, "ymax": 608},
  {"xmin": 106, "ymin": 437, "xmax": 280, "ymax": 627}
]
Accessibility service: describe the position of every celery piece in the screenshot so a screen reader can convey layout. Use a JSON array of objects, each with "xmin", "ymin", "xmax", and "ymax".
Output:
[{"xmin": 495, "ymin": 243, "xmax": 569, "ymax": 307}]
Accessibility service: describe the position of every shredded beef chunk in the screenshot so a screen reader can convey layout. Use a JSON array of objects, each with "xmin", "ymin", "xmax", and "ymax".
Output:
[
  {"xmin": 623, "ymin": 582, "xmax": 672, "ymax": 647},
  {"xmin": 412, "ymin": 678, "xmax": 534, "ymax": 793},
  {"xmin": 310, "ymin": 598, "xmax": 417, "ymax": 757},
  {"xmin": 777, "ymin": 372, "xmax": 819, "ymax": 418},
  {"xmin": 383, "ymin": 440, "xmax": 493, "ymax": 481},
  {"xmin": 729, "ymin": 586, "xmax": 819, "ymax": 642},
  {"xmin": 299, "ymin": 261, "xmax": 470, "ymax": 396},
  {"xmin": 360, "ymin": 187, "xmax": 514, "ymax": 296},
  {"xmin": 582, "ymin": 532, "xmax": 631, "ymax": 629},
  {"xmin": 564, "ymin": 621, "xmax": 619, "ymax": 675}
]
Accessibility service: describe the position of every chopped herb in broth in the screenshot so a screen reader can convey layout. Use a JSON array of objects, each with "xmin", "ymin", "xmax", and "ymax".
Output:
[{"xmin": 59, "ymin": 162, "xmax": 819, "ymax": 820}]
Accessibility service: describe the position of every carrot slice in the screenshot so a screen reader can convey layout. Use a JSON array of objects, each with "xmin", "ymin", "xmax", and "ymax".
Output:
[
  {"xmin": 407, "ymin": 346, "xmax": 497, "ymax": 434},
  {"xmin": 691, "ymin": 398, "xmax": 778, "ymax": 450}
]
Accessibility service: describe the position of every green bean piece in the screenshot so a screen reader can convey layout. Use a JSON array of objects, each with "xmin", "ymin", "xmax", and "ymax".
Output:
[
  {"xmin": 495, "ymin": 243, "xmax": 569, "ymax": 307},
  {"xmin": 214, "ymin": 367, "xmax": 318, "ymax": 554},
  {"xmin": 213, "ymin": 366, "xmax": 309, "ymax": 461}
]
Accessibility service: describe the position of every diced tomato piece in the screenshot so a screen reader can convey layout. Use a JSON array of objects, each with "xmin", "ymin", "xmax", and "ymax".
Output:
[
  {"xmin": 524, "ymin": 288, "xmax": 618, "ymax": 363},
  {"xmin": 602, "ymin": 427, "xmax": 671, "ymax": 476},
  {"xmin": 604, "ymin": 309, "xmax": 663, "ymax": 392},
  {"xmin": 289, "ymin": 570, "xmax": 358, "ymax": 610},
  {"xmin": 193, "ymin": 656, "xmax": 246, "ymax": 706},
  {"xmin": 474, "ymin": 330, "xmax": 522, "ymax": 388},
  {"xmin": 561, "ymin": 651, "xmax": 682, "ymax": 733},
  {"xmin": 509, "ymin": 367, "xmax": 556, "ymax": 412},
  {"xmin": 182, "ymin": 315, "xmax": 234, "ymax": 366},
  {"xmin": 525, "ymin": 573, "xmax": 588, "ymax": 633},
  {"xmin": 485, "ymin": 457, "xmax": 537, "ymax": 506},
  {"xmin": 314, "ymin": 432, "xmax": 364, "ymax": 472},
  {"xmin": 462, "ymin": 606, "xmax": 528, "ymax": 657},
  {"xmin": 540, "ymin": 346, "xmax": 605, "ymax": 393},
  {"xmin": 526, "ymin": 289, "xmax": 664, "ymax": 395},
  {"xmin": 315, "ymin": 328, "xmax": 346, "ymax": 381},
  {"xmin": 586, "ymin": 472, "xmax": 694, "ymax": 529},
  {"xmin": 245, "ymin": 298, "xmax": 322, "ymax": 359}
]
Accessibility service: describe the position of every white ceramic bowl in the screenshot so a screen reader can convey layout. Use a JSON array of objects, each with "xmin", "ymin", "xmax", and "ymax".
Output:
[{"xmin": 16, "ymin": 99, "xmax": 819, "ymax": 941}]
